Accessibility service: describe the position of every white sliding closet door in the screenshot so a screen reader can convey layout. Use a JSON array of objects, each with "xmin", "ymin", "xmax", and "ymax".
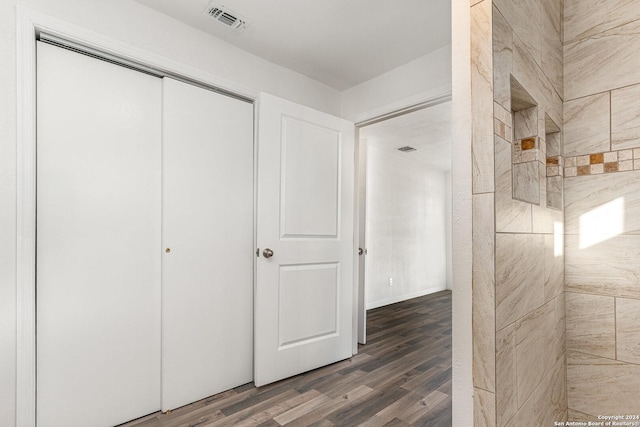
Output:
[
  {"xmin": 36, "ymin": 42, "xmax": 162, "ymax": 427},
  {"xmin": 161, "ymin": 78, "xmax": 254, "ymax": 411}
]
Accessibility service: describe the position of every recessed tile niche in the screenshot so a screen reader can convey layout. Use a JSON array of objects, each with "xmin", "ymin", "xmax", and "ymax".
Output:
[
  {"xmin": 511, "ymin": 77, "xmax": 540, "ymax": 205},
  {"xmin": 545, "ymin": 115, "xmax": 563, "ymax": 210}
]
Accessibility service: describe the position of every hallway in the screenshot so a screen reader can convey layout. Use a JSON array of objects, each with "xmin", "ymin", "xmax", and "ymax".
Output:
[{"xmin": 122, "ymin": 291, "xmax": 452, "ymax": 427}]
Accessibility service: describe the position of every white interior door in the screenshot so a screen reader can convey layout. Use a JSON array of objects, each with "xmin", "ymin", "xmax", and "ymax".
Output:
[
  {"xmin": 161, "ymin": 78, "xmax": 254, "ymax": 410},
  {"xmin": 255, "ymin": 93, "xmax": 355, "ymax": 386},
  {"xmin": 36, "ymin": 42, "xmax": 162, "ymax": 427}
]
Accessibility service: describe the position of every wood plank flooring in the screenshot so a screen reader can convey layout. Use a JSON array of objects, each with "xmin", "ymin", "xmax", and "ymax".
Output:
[{"xmin": 121, "ymin": 290, "xmax": 452, "ymax": 427}]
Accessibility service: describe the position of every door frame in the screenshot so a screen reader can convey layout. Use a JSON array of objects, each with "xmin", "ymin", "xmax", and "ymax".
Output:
[
  {"xmin": 352, "ymin": 93, "xmax": 452, "ymax": 348},
  {"xmin": 15, "ymin": 8, "xmax": 260, "ymax": 425}
]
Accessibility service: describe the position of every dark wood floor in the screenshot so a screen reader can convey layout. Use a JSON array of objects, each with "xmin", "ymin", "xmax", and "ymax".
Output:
[{"xmin": 122, "ymin": 291, "xmax": 452, "ymax": 427}]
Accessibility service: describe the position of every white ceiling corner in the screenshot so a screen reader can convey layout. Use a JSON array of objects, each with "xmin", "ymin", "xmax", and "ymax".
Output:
[{"xmin": 132, "ymin": 0, "xmax": 452, "ymax": 91}]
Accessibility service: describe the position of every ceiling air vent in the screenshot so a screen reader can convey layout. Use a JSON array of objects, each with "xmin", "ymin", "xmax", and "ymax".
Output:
[
  {"xmin": 205, "ymin": 3, "xmax": 252, "ymax": 31},
  {"xmin": 397, "ymin": 146, "xmax": 417, "ymax": 152}
]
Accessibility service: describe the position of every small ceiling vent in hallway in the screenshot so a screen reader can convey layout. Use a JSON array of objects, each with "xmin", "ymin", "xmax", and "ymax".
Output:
[
  {"xmin": 205, "ymin": 2, "xmax": 252, "ymax": 31},
  {"xmin": 397, "ymin": 146, "xmax": 417, "ymax": 152}
]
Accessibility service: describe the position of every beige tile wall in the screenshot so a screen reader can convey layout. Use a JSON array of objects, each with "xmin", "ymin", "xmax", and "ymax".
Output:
[
  {"xmin": 544, "ymin": 234, "xmax": 564, "ymax": 301},
  {"xmin": 563, "ymin": 1, "xmax": 640, "ymax": 419},
  {"xmin": 506, "ymin": 357, "xmax": 567, "ymax": 427},
  {"xmin": 565, "ymin": 18, "xmax": 640, "ymax": 101},
  {"xmin": 563, "ymin": 93, "xmax": 610, "ymax": 157},
  {"xmin": 494, "ymin": 0, "xmax": 567, "ymax": 424},
  {"xmin": 465, "ymin": 0, "xmax": 640, "ymax": 421},
  {"xmin": 611, "ymin": 84, "xmax": 640, "ymax": 151},
  {"xmin": 472, "ymin": 0, "xmax": 495, "ymax": 195},
  {"xmin": 495, "ymin": 233, "xmax": 544, "ymax": 330},
  {"xmin": 565, "ymin": 191, "xmax": 640, "ymax": 417},
  {"xmin": 566, "ymin": 293, "xmax": 615, "ymax": 359},
  {"xmin": 474, "ymin": 387, "xmax": 497, "ymax": 427},
  {"xmin": 515, "ymin": 303, "xmax": 553, "ymax": 406},
  {"xmin": 541, "ymin": 0, "xmax": 563, "ymax": 95},
  {"xmin": 470, "ymin": 0, "xmax": 566, "ymax": 424},
  {"xmin": 567, "ymin": 352, "xmax": 640, "ymax": 416},
  {"xmin": 616, "ymin": 298, "xmax": 640, "ymax": 364},
  {"xmin": 494, "ymin": 134, "xmax": 532, "ymax": 232},
  {"xmin": 564, "ymin": 171, "xmax": 640, "ymax": 235},
  {"xmin": 473, "ymin": 192, "xmax": 495, "ymax": 392},
  {"xmin": 495, "ymin": 323, "xmax": 516, "ymax": 426},
  {"xmin": 471, "ymin": 1, "xmax": 496, "ymax": 423},
  {"xmin": 564, "ymin": 0, "xmax": 640, "ymax": 43}
]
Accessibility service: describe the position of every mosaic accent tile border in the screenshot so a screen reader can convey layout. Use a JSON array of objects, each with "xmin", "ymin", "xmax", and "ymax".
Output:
[
  {"xmin": 494, "ymin": 119, "xmax": 512, "ymax": 143},
  {"xmin": 513, "ymin": 137, "xmax": 540, "ymax": 163},
  {"xmin": 494, "ymin": 102, "xmax": 513, "ymax": 143},
  {"xmin": 565, "ymin": 148, "xmax": 640, "ymax": 177},
  {"xmin": 546, "ymin": 156, "xmax": 564, "ymax": 177}
]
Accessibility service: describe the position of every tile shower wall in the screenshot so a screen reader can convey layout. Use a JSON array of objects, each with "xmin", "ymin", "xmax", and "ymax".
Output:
[
  {"xmin": 564, "ymin": 0, "xmax": 640, "ymax": 419},
  {"xmin": 471, "ymin": 2, "xmax": 496, "ymax": 425},
  {"xmin": 471, "ymin": 0, "xmax": 566, "ymax": 425}
]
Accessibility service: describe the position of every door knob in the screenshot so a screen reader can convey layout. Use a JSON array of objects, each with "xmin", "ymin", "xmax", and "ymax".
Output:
[
  {"xmin": 358, "ymin": 248, "xmax": 364, "ymax": 255},
  {"xmin": 263, "ymin": 248, "xmax": 274, "ymax": 258}
]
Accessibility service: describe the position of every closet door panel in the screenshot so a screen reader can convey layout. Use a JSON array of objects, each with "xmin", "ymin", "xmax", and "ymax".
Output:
[
  {"xmin": 36, "ymin": 42, "xmax": 162, "ymax": 427},
  {"xmin": 162, "ymin": 78, "xmax": 254, "ymax": 411}
]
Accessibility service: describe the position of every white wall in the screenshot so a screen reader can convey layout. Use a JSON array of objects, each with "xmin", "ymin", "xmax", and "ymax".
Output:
[
  {"xmin": 340, "ymin": 45, "xmax": 452, "ymax": 123},
  {"xmin": 17, "ymin": 1, "xmax": 344, "ymax": 114},
  {"xmin": 451, "ymin": 0, "xmax": 473, "ymax": 424},
  {"xmin": 1, "ymin": 1, "xmax": 346, "ymax": 425},
  {"xmin": 364, "ymin": 146, "xmax": 448, "ymax": 309},
  {"xmin": 0, "ymin": 5, "xmax": 19, "ymax": 426},
  {"xmin": 445, "ymin": 171, "xmax": 453, "ymax": 290}
]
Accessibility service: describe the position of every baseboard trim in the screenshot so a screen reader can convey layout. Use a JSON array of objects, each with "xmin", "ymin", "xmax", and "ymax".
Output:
[{"xmin": 366, "ymin": 286, "xmax": 448, "ymax": 310}]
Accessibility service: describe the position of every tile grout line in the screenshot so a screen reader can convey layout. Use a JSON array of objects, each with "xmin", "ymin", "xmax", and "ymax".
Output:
[
  {"xmin": 614, "ymin": 297, "xmax": 617, "ymax": 361},
  {"xmin": 493, "ymin": 84, "xmax": 499, "ymax": 426},
  {"xmin": 609, "ymin": 90, "xmax": 613, "ymax": 153}
]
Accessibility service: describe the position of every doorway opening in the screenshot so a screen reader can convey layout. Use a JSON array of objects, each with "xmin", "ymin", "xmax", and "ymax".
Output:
[{"xmin": 355, "ymin": 98, "xmax": 453, "ymax": 344}]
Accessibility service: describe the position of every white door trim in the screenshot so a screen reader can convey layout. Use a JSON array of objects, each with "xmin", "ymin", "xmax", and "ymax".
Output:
[
  {"xmin": 16, "ymin": 7, "xmax": 259, "ymax": 425},
  {"xmin": 354, "ymin": 93, "xmax": 452, "ymax": 128}
]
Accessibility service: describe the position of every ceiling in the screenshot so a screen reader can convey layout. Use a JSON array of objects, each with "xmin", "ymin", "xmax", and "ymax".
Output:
[
  {"xmin": 133, "ymin": 0, "xmax": 451, "ymax": 91},
  {"xmin": 360, "ymin": 101, "xmax": 452, "ymax": 171}
]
